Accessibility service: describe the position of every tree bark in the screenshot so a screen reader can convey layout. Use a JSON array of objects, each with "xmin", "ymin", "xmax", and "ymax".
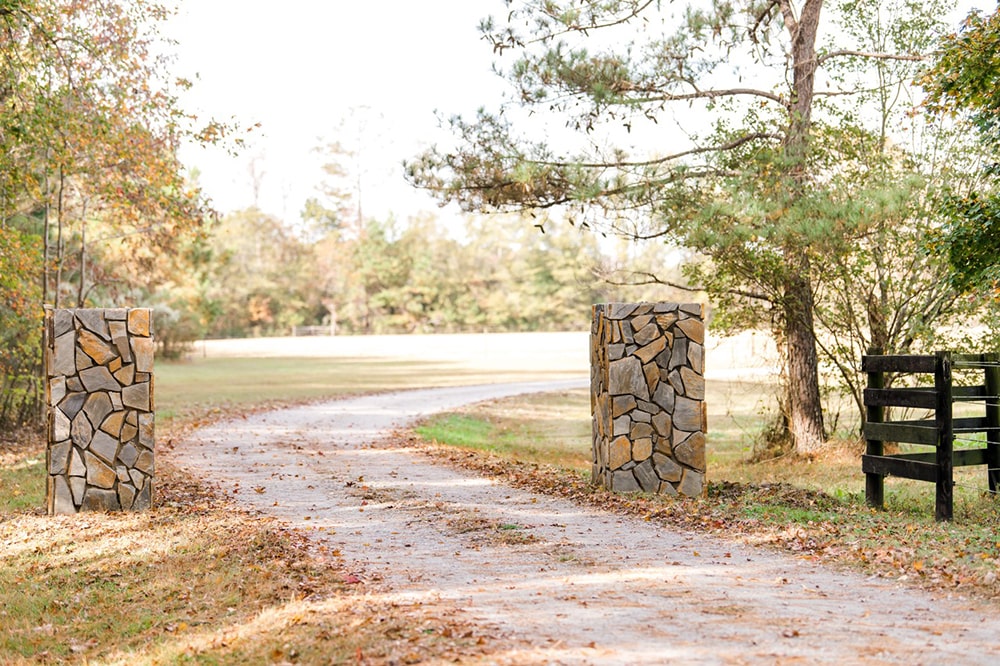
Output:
[
  {"xmin": 781, "ymin": 0, "xmax": 826, "ymax": 452},
  {"xmin": 783, "ymin": 250, "xmax": 825, "ymax": 452}
]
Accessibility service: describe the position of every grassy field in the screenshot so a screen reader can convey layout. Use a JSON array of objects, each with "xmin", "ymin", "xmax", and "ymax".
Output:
[
  {"xmin": 415, "ymin": 378, "xmax": 865, "ymax": 490},
  {"xmin": 155, "ymin": 355, "xmax": 579, "ymax": 426},
  {"xmin": 4, "ymin": 349, "xmax": 1000, "ymax": 663}
]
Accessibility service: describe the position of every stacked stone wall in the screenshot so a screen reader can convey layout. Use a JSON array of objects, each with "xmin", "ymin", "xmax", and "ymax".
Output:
[
  {"xmin": 44, "ymin": 308, "xmax": 154, "ymax": 514},
  {"xmin": 591, "ymin": 303, "xmax": 706, "ymax": 496}
]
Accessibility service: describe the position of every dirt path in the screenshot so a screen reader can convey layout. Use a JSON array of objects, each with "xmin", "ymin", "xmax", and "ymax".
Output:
[{"xmin": 169, "ymin": 382, "xmax": 1000, "ymax": 665}]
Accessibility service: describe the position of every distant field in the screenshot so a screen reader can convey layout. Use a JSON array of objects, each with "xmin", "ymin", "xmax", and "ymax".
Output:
[
  {"xmin": 155, "ymin": 355, "xmax": 584, "ymax": 423},
  {"xmin": 185, "ymin": 329, "xmax": 779, "ymax": 379},
  {"xmin": 158, "ymin": 329, "xmax": 781, "ymax": 433}
]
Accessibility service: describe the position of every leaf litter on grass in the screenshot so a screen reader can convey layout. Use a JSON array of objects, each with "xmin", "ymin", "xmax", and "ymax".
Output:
[
  {"xmin": 0, "ymin": 439, "xmax": 520, "ymax": 665},
  {"xmin": 404, "ymin": 431, "xmax": 1000, "ymax": 604}
]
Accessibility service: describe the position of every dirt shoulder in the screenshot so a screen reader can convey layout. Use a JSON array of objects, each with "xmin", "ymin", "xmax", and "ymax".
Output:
[{"xmin": 169, "ymin": 383, "xmax": 1000, "ymax": 665}]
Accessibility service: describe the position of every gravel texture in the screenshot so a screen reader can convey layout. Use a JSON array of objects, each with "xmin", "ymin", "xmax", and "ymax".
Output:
[{"xmin": 170, "ymin": 382, "xmax": 1000, "ymax": 665}]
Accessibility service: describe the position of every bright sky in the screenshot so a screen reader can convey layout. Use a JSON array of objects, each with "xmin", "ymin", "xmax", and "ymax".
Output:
[
  {"xmin": 167, "ymin": 1, "xmax": 988, "ymax": 224},
  {"xmin": 167, "ymin": 1, "xmax": 507, "ymax": 222}
]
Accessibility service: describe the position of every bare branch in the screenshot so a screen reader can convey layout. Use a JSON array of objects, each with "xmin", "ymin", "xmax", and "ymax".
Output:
[
  {"xmin": 750, "ymin": 0, "xmax": 780, "ymax": 44},
  {"xmin": 600, "ymin": 270, "xmax": 704, "ymax": 293},
  {"xmin": 633, "ymin": 86, "xmax": 786, "ymax": 107},
  {"xmin": 818, "ymin": 50, "xmax": 925, "ymax": 66},
  {"xmin": 529, "ymin": 132, "xmax": 782, "ymax": 169}
]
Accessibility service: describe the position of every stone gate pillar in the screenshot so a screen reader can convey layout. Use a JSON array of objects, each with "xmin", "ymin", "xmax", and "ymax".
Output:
[
  {"xmin": 591, "ymin": 303, "xmax": 706, "ymax": 496},
  {"xmin": 44, "ymin": 308, "xmax": 154, "ymax": 514}
]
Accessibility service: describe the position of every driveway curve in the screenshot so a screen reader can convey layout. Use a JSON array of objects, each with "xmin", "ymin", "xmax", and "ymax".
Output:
[{"xmin": 169, "ymin": 381, "xmax": 1000, "ymax": 665}]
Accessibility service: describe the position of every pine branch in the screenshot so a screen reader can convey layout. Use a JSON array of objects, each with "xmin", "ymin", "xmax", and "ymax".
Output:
[
  {"xmin": 529, "ymin": 0, "xmax": 657, "ymax": 44},
  {"xmin": 486, "ymin": 0, "xmax": 657, "ymax": 53}
]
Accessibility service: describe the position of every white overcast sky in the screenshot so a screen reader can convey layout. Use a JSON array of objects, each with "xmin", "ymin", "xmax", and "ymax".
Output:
[
  {"xmin": 167, "ymin": 1, "xmax": 988, "ymax": 223},
  {"xmin": 167, "ymin": 0, "xmax": 507, "ymax": 222}
]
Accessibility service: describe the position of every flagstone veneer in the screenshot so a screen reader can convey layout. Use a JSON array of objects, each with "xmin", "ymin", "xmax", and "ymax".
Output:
[
  {"xmin": 591, "ymin": 303, "xmax": 706, "ymax": 496},
  {"xmin": 45, "ymin": 308, "xmax": 154, "ymax": 514}
]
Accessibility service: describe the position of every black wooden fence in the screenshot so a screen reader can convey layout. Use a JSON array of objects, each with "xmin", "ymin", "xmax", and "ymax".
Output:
[{"xmin": 862, "ymin": 350, "xmax": 1000, "ymax": 521}]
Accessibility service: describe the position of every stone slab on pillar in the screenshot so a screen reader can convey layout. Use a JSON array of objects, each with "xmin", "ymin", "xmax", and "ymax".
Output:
[
  {"xmin": 45, "ymin": 308, "xmax": 154, "ymax": 514},
  {"xmin": 591, "ymin": 303, "xmax": 706, "ymax": 496}
]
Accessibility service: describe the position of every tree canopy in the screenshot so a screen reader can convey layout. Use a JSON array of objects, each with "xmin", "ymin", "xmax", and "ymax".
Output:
[
  {"xmin": 0, "ymin": 0, "xmax": 233, "ymax": 425},
  {"xmin": 408, "ymin": 0, "xmax": 978, "ymax": 452},
  {"xmin": 921, "ymin": 6, "xmax": 1000, "ymax": 290}
]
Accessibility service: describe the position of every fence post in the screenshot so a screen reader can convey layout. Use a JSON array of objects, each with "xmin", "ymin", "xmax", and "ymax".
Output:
[
  {"xmin": 984, "ymin": 353, "xmax": 1000, "ymax": 494},
  {"xmin": 864, "ymin": 347, "xmax": 885, "ymax": 509},
  {"xmin": 935, "ymin": 351, "xmax": 954, "ymax": 522}
]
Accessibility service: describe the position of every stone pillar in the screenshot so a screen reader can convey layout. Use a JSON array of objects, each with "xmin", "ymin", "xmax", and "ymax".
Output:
[
  {"xmin": 591, "ymin": 303, "xmax": 706, "ymax": 496},
  {"xmin": 45, "ymin": 308, "xmax": 154, "ymax": 514}
]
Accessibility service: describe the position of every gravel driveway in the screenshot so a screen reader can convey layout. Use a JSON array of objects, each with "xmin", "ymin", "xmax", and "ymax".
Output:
[{"xmin": 170, "ymin": 381, "xmax": 1000, "ymax": 665}]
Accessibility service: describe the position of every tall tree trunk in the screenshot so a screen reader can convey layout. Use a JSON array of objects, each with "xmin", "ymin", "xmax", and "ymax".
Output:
[
  {"xmin": 42, "ymin": 154, "xmax": 51, "ymax": 306},
  {"xmin": 77, "ymin": 219, "xmax": 86, "ymax": 307},
  {"xmin": 781, "ymin": 0, "xmax": 826, "ymax": 452},
  {"xmin": 55, "ymin": 167, "xmax": 65, "ymax": 309},
  {"xmin": 784, "ymin": 250, "xmax": 825, "ymax": 452}
]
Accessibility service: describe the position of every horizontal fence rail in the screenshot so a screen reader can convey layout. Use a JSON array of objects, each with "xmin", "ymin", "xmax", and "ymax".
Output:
[{"xmin": 862, "ymin": 349, "xmax": 1000, "ymax": 522}]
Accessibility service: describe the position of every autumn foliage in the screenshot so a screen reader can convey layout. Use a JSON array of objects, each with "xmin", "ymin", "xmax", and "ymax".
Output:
[{"xmin": 0, "ymin": 1, "xmax": 229, "ymax": 427}]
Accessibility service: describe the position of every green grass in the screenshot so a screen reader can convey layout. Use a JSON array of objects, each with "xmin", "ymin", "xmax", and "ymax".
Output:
[
  {"xmin": 416, "ymin": 388, "xmax": 592, "ymax": 469},
  {"xmin": 418, "ymin": 414, "xmax": 497, "ymax": 448},
  {"xmin": 0, "ymin": 455, "xmax": 46, "ymax": 513}
]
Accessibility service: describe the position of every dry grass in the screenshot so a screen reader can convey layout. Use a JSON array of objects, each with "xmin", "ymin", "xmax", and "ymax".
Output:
[
  {"xmin": 0, "ymin": 439, "xmax": 513, "ymax": 665},
  {"xmin": 155, "ymin": 355, "xmax": 579, "ymax": 426}
]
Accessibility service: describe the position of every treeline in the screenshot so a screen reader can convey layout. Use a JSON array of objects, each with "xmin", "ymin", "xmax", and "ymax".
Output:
[
  {"xmin": 161, "ymin": 208, "xmax": 686, "ymax": 347},
  {"xmin": 0, "ymin": 0, "xmax": 687, "ymax": 429}
]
